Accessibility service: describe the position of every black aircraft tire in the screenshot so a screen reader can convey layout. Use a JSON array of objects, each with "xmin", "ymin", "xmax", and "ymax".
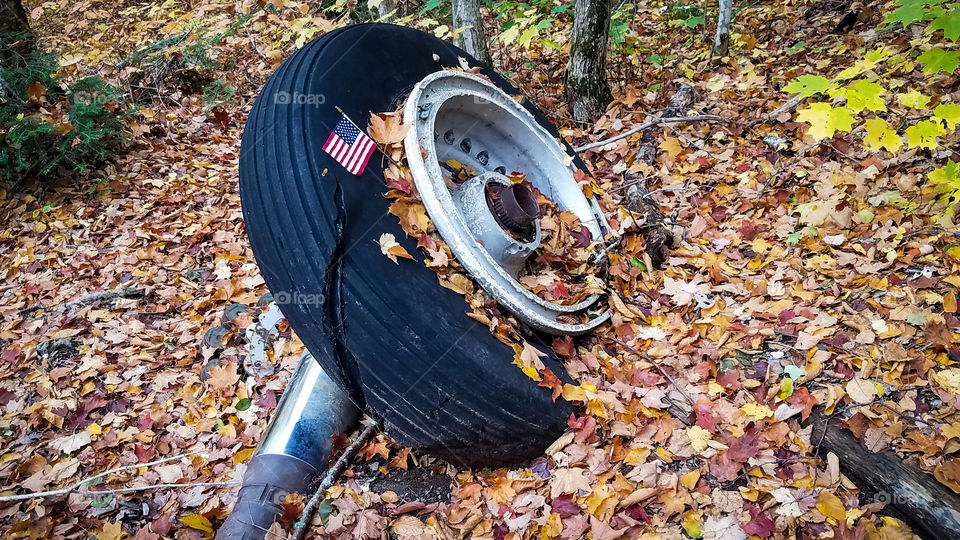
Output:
[{"xmin": 239, "ymin": 23, "xmax": 577, "ymax": 465}]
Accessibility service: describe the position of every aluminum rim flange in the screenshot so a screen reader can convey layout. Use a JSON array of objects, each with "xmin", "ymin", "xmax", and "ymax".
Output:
[{"xmin": 403, "ymin": 70, "xmax": 610, "ymax": 335}]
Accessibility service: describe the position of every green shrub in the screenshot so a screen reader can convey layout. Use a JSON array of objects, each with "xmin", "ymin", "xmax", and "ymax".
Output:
[{"xmin": 0, "ymin": 43, "xmax": 129, "ymax": 183}]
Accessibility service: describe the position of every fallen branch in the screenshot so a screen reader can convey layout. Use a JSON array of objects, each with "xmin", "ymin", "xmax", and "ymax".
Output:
[
  {"xmin": 65, "ymin": 286, "xmax": 145, "ymax": 310},
  {"xmin": 293, "ymin": 420, "xmax": 381, "ymax": 539},
  {"xmin": 574, "ymin": 114, "xmax": 730, "ymax": 152},
  {"xmin": 608, "ymin": 336, "xmax": 694, "ymax": 406},
  {"xmin": 804, "ymin": 408, "xmax": 960, "ymax": 539},
  {"xmin": 747, "ymin": 94, "xmax": 804, "ymax": 128},
  {"xmin": 0, "ymin": 451, "xmax": 234, "ymax": 503},
  {"xmin": 615, "ymin": 84, "xmax": 703, "ymax": 268}
]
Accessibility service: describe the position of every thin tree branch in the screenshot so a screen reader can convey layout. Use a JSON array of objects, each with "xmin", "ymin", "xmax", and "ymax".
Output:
[
  {"xmin": 575, "ymin": 115, "xmax": 730, "ymax": 152},
  {"xmin": 293, "ymin": 420, "xmax": 380, "ymax": 539},
  {"xmin": 607, "ymin": 336, "xmax": 695, "ymax": 406},
  {"xmin": 747, "ymin": 94, "xmax": 804, "ymax": 128},
  {"xmin": 0, "ymin": 451, "xmax": 217, "ymax": 502}
]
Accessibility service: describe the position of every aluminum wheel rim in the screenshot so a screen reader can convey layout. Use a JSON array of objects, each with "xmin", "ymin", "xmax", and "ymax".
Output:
[{"xmin": 403, "ymin": 71, "xmax": 610, "ymax": 335}]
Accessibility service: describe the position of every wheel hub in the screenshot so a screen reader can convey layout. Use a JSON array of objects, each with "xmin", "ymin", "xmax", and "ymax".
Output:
[{"xmin": 403, "ymin": 71, "xmax": 610, "ymax": 334}]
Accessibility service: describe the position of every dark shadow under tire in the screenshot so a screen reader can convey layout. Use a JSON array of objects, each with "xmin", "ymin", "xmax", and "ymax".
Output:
[{"xmin": 239, "ymin": 23, "xmax": 577, "ymax": 465}]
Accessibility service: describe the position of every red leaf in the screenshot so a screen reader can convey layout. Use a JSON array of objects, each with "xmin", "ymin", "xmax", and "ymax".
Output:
[
  {"xmin": 134, "ymin": 444, "xmax": 156, "ymax": 463},
  {"xmin": 717, "ymin": 369, "xmax": 742, "ymax": 390},
  {"xmin": 552, "ymin": 336, "xmax": 575, "ymax": 357},
  {"xmin": 538, "ymin": 367, "xmax": 563, "ymax": 401},
  {"xmin": 742, "ymin": 504, "xmax": 775, "ymax": 537},
  {"xmin": 151, "ymin": 512, "xmax": 174, "ymax": 536},
  {"xmin": 569, "ymin": 225, "xmax": 591, "ymax": 248},
  {"xmin": 553, "ymin": 280, "xmax": 569, "ymax": 299},
  {"xmin": 695, "ymin": 399, "xmax": 718, "ymax": 432},
  {"xmin": 551, "ymin": 495, "xmax": 581, "ymax": 517},
  {"xmin": 727, "ymin": 431, "xmax": 759, "ymax": 463},
  {"xmin": 211, "ymin": 108, "xmax": 230, "ymax": 130},
  {"xmin": 623, "ymin": 503, "xmax": 651, "ymax": 523}
]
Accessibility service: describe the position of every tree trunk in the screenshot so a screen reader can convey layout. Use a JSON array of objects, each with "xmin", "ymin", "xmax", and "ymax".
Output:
[
  {"xmin": 451, "ymin": 0, "xmax": 492, "ymax": 67},
  {"xmin": 0, "ymin": 0, "xmax": 31, "ymax": 39},
  {"xmin": 0, "ymin": 0, "xmax": 33, "ymax": 100},
  {"xmin": 375, "ymin": 0, "xmax": 396, "ymax": 22},
  {"xmin": 565, "ymin": 0, "xmax": 613, "ymax": 123},
  {"xmin": 711, "ymin": 0, "xmax": 732, "ymax": 59}
]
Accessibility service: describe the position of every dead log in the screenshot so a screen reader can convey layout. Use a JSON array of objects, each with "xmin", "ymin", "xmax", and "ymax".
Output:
[
  {"xmin": 620, "ymin": 84, "xmax": 697, "ymax": 268},
  {"xmin": 805, "ymin": 408, "xmax": 960, "ymax": 539}
]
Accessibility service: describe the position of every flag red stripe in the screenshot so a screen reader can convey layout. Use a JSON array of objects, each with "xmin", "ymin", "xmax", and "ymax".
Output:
[
  {"xmin": 354, "ymin": 138, "xmax": 376, "ymax": 175},
  {"xmin": 346, "ymin": 136, "xmax": 370, "ymax": 174},
  {"xmin": 333, "ymin": 138, "xmax": 350, "ymax": 162},
  {"xmin": 323, "ymin": 131, "xmax": 337, "ymax": 153},
  {"xmin": 350, "ymin": 137, "xmax": 374, "ymax": 174}
]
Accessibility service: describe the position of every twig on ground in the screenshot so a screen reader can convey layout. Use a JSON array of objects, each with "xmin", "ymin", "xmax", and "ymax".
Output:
[
  {"xmin": 65, "ymin": 286, "xmax": 145, "ymax": 310},
  {"xmin": 238, "ymin": 0, "xmax": 268, "ymax": 61},
  {"xmin": 608, "ymin": 336, "xmax": 695, "ymax": 406},
  {"xmin": 747, "ymin": 94, "xmax": 804, "ymax": 128},
  {"xmin": 0, "ymin": 451, "xmax": 229, "ymax": 502},
  {"xmin": 293, "ymin": 420, "xmax": 381, "ymax": 539},
  {"xmin": 574, "ymin": 115, "xmax": 730, "ymax": 152}
]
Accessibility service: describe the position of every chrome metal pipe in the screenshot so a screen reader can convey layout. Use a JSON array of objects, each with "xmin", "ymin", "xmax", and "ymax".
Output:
[{"xmin": 216, "ymin": 351, "xmax": 360, "ymax": 539}]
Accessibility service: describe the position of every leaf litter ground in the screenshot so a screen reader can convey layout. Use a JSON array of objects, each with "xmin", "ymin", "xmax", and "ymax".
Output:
[{"xmin": 1, "ymin": 1, "xmax": 960, "ymax": 539}]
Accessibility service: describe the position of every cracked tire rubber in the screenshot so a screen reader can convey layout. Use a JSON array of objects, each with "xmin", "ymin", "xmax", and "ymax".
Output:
[{"xmin": 240, "ymin": 23, "xmax": 576, "ymax": 465}]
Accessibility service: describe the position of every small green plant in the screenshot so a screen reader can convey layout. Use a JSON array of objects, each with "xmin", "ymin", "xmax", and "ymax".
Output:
[
  {"xmin": 0, "ymin": 41, "xmax": 129, "ymax": 184},
  {"xmin": 203, "ymin": 79, "xmax": 237, "ymax": 111}
]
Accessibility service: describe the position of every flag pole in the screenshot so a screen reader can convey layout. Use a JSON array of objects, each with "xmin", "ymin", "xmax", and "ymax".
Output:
[{"xmin": 335, "ymin": 105, "xmax": 406, "ymax": 170}]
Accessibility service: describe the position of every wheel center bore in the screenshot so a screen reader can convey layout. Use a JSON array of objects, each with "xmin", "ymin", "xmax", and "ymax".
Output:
[{"xmin": 487, "ymin": 182, "xmax": 539, "ymax": 241}]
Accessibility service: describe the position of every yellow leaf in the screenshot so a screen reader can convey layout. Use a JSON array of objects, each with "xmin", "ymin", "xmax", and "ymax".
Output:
[
  {"xmin": 87, "ymin": 423, "xmax": 103, "ymax": 435},
  {"xmin": 233, "ymin": 447, "xmax": 256, "ymax": 465},
  {"xmin": 934, "ymin": 103, "xmax": 960, "ymax": 130},
  {"xmin": 896, "ymin": 90, "xmax": 931, "ymax": 109},
  {"xmin": 540, "ymin": 512, "xmax": 563, "ymax": 539},
  {"xmin": 687, "ymin": 425, "xmax": 712, "ymax": 452},
  {"xmin": 623, "ymin": 447, "xmax": 649, "ymax": 466},
  {"xmin": 933, "ymin": 369, "xmax": 960, "ymax": 395},
  {"xmin": 561, "ymin": 383, "xmax": 586, "ymax": 402},
  {"xmin": 816, "ymin": 491, "xmax": 846, "ymax": 521},
  {"xmin": 905, "ymin": 120, "xmax": 946, "ymax": 150},
  {"xmin": 655, "ymin": 447, "xmax": 674, "ymax": 463},
  {"xmin": 96, "ymin": 521, "xmax": 124, "ymax": 540},
  {"xmin": 681, "ymin": 470, "xmax": 701, "ymax": 490},
  {"xmin": 739, "ymin": 402, "xmax": 774, "ymax": 420},
  {"xmin": 179, "ymin": 514, "xmax": 214, "ymax": 535},
  {"xmin": 863, "ymin": 117, "xmax": 903, "ymax": 153},
  {"xmin": 587, "ymin": 399, "xmax": 608, "ymax": 419},
  {"xmin": 660, "ymin": 136, "xmax": 684, "ymax": 157},
  {"xmin": 521, "ymin": 365, "xmax": 542, "ymax": 381},
  {"xmin": 944, "ymin": 291, "xmax": 959, "ymax": 314},
  {"xmin": 796, "ymin": 102, "xmax": 855, "ymax": 141},
  {"xmin": 833, "ymin": 80, "xmax": 886, "ymax": 112}
]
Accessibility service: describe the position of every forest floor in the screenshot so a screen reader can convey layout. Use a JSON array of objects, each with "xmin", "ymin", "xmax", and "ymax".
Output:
[{"xmin": 1, "ymin": 0, "xmax": 960, "ymax": 539}]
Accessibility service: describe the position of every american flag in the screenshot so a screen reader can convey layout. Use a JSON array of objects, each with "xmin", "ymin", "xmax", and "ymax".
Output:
[{"xmin": 323, "ymin": 115, "xmax": 377, "ymax": 175}]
